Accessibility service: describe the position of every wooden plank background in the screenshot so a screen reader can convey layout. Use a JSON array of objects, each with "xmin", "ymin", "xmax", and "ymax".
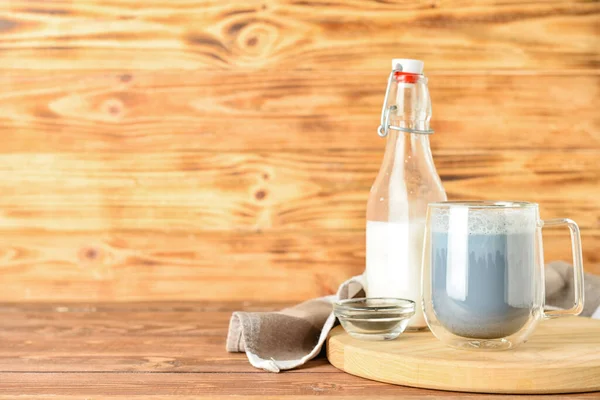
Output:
[{"xmin": 0, "ymin": 0, "xmax": 598, "ymax": 301}]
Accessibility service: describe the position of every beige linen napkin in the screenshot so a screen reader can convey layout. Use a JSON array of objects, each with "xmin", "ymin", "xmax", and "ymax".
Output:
[
  {"xmin": 226, "ymin": 262, "xmax": 600, "ymax": 372},
  {"xmin": 226, "ymin": 276, "xmax": 364, "ymax": 372},
  {"xmin": 545, "ymin": 261, "xmax": 600, "ymax": 317}
]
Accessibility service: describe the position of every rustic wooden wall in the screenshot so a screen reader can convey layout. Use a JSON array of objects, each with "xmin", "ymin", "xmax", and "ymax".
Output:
[{"xmin": 0, "ymin": 0, "xmax": 598, "ymax": 301}]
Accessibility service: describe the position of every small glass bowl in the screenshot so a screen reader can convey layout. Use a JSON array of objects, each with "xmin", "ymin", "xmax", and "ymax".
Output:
[{"xmin": 333, "ymin": 298, "xmax": 416, "ymax": 341}]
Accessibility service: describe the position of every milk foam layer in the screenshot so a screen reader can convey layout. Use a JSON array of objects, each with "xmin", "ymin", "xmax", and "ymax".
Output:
[{"xmin": 430, "ymin": 207, "xmax": 537, "ymax": 235}]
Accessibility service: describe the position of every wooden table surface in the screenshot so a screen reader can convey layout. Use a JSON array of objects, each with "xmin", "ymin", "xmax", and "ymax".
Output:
[{"xmin": 1, "ymin": 302, "xmax": 598, "ymax": 399}]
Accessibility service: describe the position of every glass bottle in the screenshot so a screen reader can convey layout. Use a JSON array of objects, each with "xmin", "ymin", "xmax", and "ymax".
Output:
[{"xmin": 366, "ymin": 59, "xmax": 447, "ymax": 330}]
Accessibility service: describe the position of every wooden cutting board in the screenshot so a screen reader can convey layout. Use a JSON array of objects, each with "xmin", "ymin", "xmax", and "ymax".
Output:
[{"xmin": 326, "ymin": 317, "xmax": 600, "ymax": 394}]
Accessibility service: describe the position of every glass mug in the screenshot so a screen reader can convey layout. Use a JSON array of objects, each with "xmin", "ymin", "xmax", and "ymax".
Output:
[{"xmin": 422, "ymin": 201, "xmax": 584, "ymax": 350}]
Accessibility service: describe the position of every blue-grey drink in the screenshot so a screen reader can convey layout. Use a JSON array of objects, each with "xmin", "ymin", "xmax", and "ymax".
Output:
[
  {"xmin": 423, "ymin": 202, "xmax": 584, "ymax": 351},
  {"xmin": 431, "ymin": 230, "xmax": 536, "ymax": 339}
]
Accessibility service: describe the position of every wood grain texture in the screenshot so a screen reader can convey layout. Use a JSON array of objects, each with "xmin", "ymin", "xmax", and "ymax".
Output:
[
  {"xmin": 0, "ymin": 0, "xmax": 598, "ymax": 303},
  {"xmin": 0, "ymin": 150, "xmax": 597, "ymax": 232},
  {"xmin": 0, "ymin": 229, "xmax": 597, "ymax": 302},
  {"xmin": 7, "ymin": 398, "xmax": 590, "ymax": 400},
  {"xmin": 0, "ymin": 397, "xmax": 596, "ymax": 400},
  {"xmin": 0, "ymin": 302, "xmax": 596, "ymax": 399},
  {"xmin": 0, "ymin": 372, "xmax": 561, "ymax": 397},
  {"xmin": 0, "ymin": 301, "xmax": 296, "ymax": 313},
  {"xmin": 0, "ymin": 1, "xmax": 598, "ymax": 70},
  {"xmin": 6, "ymin": 398, "xmax": 593, "ymax": 400},
  {"xmin": 0, "ymin": 230, "xmax": 363, "ymax": 301},
  {"xmin": 0, "ymin": 310, "xmax": 334, "ymax": 373},
  {"xmin": 0, "ymin": 71, "xmax": 597, "ymax": 152},
  {"xmin": 327, "ymin": 318, "xmax": 600, "ymax": 394}
]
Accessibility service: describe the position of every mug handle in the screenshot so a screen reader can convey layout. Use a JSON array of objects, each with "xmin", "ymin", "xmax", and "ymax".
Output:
[{"xmin": 541, "ymin": 218, "xmax": 585, "ymax": 319}]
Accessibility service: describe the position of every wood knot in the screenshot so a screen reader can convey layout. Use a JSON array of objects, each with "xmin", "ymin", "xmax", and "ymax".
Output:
[
  {"xmin": 120, "ymin": 73, "xmax": 132, "ymax": 83},
  {"xmin": 246, "ymin": 37, "xmax": 257, "ymax": 47},
  {"xmin": 77, "ymin": 246, "xmax": 114, "ymax": 279},
  {"xmin": 232, "ymin": 18, "xmax": 279, "ymax": 57},
  {"xmin": 79, "ymin": 247, "xmax": 104, "ymax": 264},
  {"xmin": 0, "ymin": 18, "xmax": 18, "ymax": 33},
  {"xmin": 85, "ymin": 248, "xmax": 98, "ymax": 260},
  {"xmin": 103, "ymin": 98, "xmax": 125, "ymax": 118},
  {"xmin": 255, "ymin": 189, "xmax": 267, "ymax": 200}
]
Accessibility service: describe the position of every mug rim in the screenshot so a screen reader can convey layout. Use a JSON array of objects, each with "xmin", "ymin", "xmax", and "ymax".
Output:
[{"xmin": 428, "ymin": 201, "xmax": 537, "ymax": 209}]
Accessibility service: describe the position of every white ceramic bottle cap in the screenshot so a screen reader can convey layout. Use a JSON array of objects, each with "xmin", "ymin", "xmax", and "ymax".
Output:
[{"xmin": 391, "ymin": 59, "xmax": 424, "ymax": 74}]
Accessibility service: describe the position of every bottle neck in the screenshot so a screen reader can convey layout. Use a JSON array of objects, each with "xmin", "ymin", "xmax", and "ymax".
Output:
[
  {"xmin": 383, "ymin": 74, "xmax": 436, "ymax": 167},
  {"xmin": 384, "ymin": 130, "xmax": 435, "ymax": 162},
  {"xmin": 386, "ymin": 73, "xmax": 432, "ymax": 134}
]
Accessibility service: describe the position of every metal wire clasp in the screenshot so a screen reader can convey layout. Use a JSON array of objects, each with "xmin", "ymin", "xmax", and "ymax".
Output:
[{"xmin": 377, "ymin": 66, "xmax": 434, "ymax": 137}]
